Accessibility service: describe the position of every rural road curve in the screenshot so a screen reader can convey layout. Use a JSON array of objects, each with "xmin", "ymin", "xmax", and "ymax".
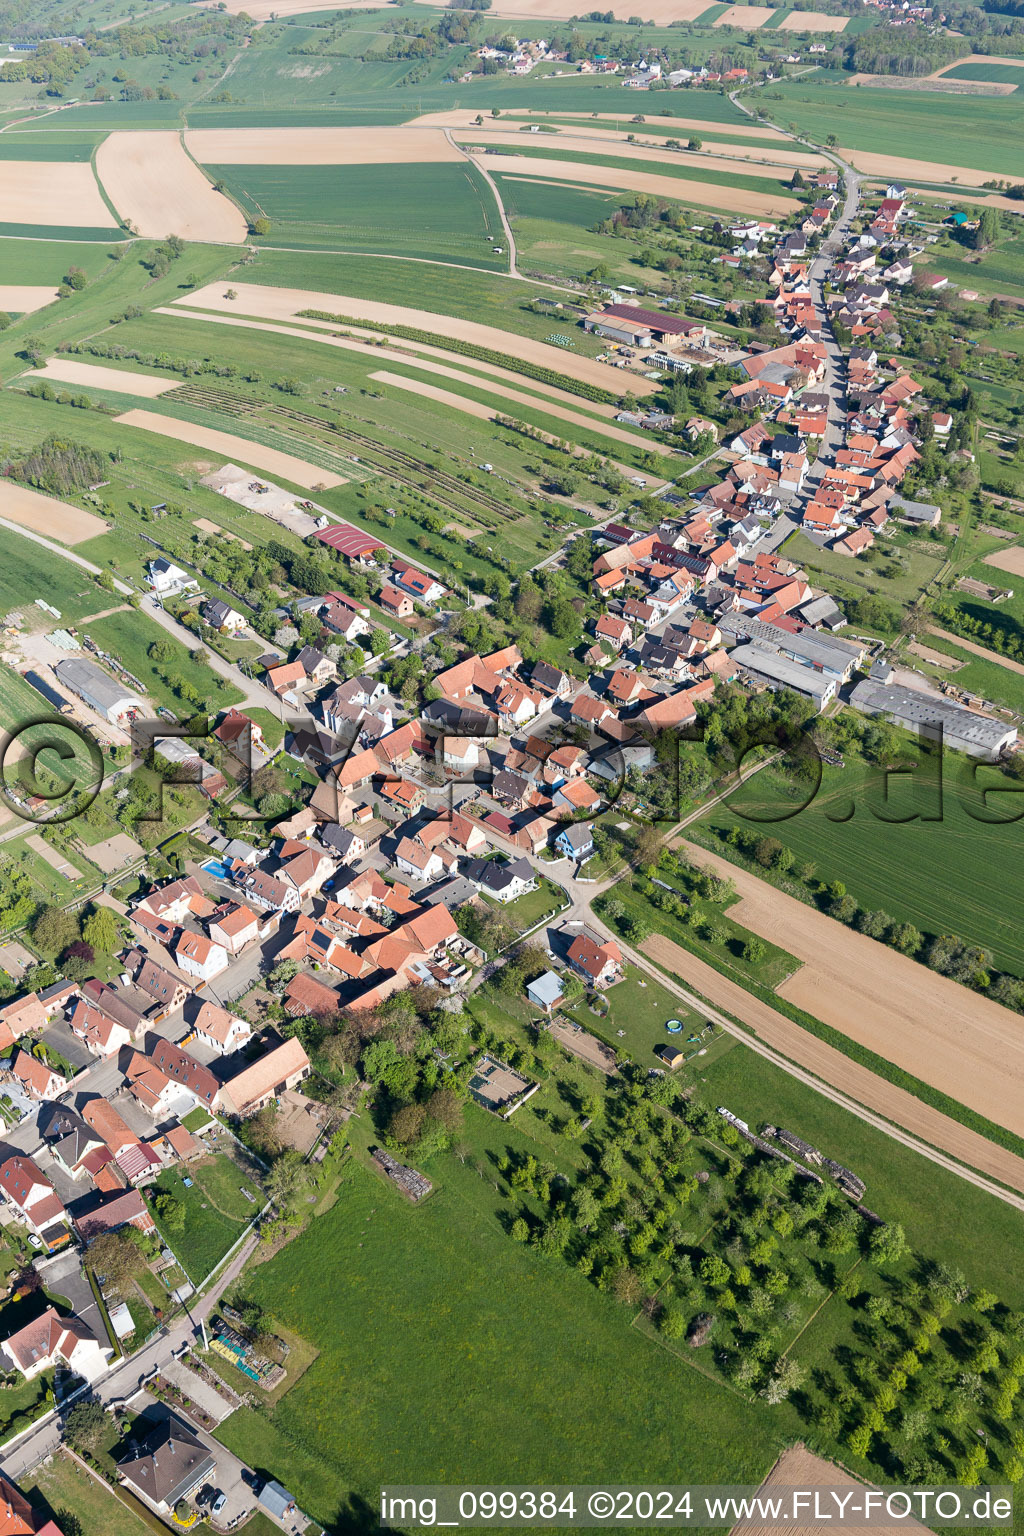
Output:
[{"xmin": 446, "ymin": 127, "xmax": 520, "ymax": 277}]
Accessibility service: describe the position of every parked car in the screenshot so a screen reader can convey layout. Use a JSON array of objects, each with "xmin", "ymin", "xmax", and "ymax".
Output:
[{"xmin": 211, "ymin": 1492, "xmax": 227, "ymax": 1515}]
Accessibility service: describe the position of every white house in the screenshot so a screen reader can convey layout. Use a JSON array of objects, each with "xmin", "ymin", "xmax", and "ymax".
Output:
[
  {"xmin": 207, "ymin": 902, "xmax": 261, "ymax": 955},
  {"xmin": 202, "ymin": 598, "xmax": 246, "ymax": 633},
  {"xmin": 66, "ymin": 1001, "xmax": 132, "ymax": 1060},
  {"xmin": 394, "ymin": 837, "xmax": 449, "ymax": 883},
  {"xmin": 173, "ymin": 931, "xmax": 229, "ymax": 982},
  {"xmin": 147, "ymin": 558, "xmax": 199, "ymax": 598},
  {"xmin": 0, "ymin": 1153, "xmax": 65, "ymax": 1238},
  {"xmin": 190, "ymin": 1000, "xmax": 253, "ymax": 1056},
  {"xmin": 1, "ymin": 1306, "xmax": 111, "ymax": 1385},
  {"xmin": 11, "ymin": 1049, "xmax": 67, "ymax": 1100}
]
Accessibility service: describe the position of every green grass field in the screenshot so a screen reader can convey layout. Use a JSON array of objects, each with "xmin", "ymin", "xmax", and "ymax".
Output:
[
  {"xmin": 762, "ymin": 74, "xmax": 1024, "ymax": 179},
  {"xmin": 941, "ymin": 63, "xmax": 1024, "ymax": 86},
  {"xmin": 697, "ymin": 750, "xmax": 1024, "ymax": 976},
  {"xmin": 211, "ymin": 161, "xmax": 509, "ymax": 268},
  {"xmin": 24, "ymin": 1452, "xmax": 151, "ymax": 1536},
  {"xmin": 153, "ymin": 1153, "xmax": 259, "ymax": 1282},
  {"xmin": 84, "ymin": 609, "xmax": 243, "ymax": 713},
  {"xmin": 216, "ymin": 1160, "xmax": 783, "ymax": 1529}
]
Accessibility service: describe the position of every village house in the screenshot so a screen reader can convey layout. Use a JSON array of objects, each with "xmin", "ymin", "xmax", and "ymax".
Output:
[
  {"xmin": 218, "ymin": 1037, "xmax": 311, "ymax": 1118},
  {"xmin": 190, "ymin": 1000, "xmax": 253, "ymax": 1056},
  {"xmin": 174, "ymin": 931, "xmax": 229, "ymax": 983},
  {"xmin": 0, "ymin": 1154, "xmax": 65, "ymax": 1241},
  {"xmin": 1, "ymin": 1306, "xmax": 110, "ymax": 1385},
  {"xmin": 567, "ymin": 933, "xmax": 623, "ymax": 989},
  {"xmin": 10, "ymin": 1050, "xmax": 66, "ymax": 1102}
]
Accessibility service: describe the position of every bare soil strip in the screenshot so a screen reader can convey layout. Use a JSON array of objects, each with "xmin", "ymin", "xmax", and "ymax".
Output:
[
  {"xmin": 199, "ymin": 0, "xmax": 378, "ymax": 15},
  {"xmin": 0, "ymin": 484, "xmax": 108, "ymax": 545},
  {"xmin": 839, "ymin": 146, "xmax": 1002, "ymax": 187},
  {"xmin": 777, "ymin": 9, "xmax": 848, "ymax": 27},
  {"xmin": 0, "ymin": 285, "xmax": 59, "ymax": 314},
  {"xmin": 156, "ymin": 305, "xmax": 626, "ymax": 417},
  {"xmin": 113, "ymin": 409, "xmax": 346, "ymax": 490},
  {"xmin": 927, "ymin": 623, "xmax": 1024, "ymax": 677},
  {"xmin": 363, "ymin": 372, "xmax": 642, "ymax": 481},
  {"xmin": 983, "ymin": 545, "xmax": 1024, "ymax": 577},
  {"xmin": 460, "ymin": 151, "xmax": 798, "ymax": 215},
  {"xmin": 932, "ymin": 51, "xmax": 1024, "ymax": 76},
  {"xmin": 95, "ymin": 132, "xmax": 247, "ymax": 243},
  {"xmin": 0, "ymin": 161, "xmax": 115, "ymax": 228},
  {"xmin": 679, "ymin": 844, "xmax": 1024, "ymax": 1139},
  {"xmin": 368, "ymin": 368, "xmax": 661, "ymax": 452},
  {"xmin": 732, "ymin": 1446, "xmax": 928, "ymax": 1536},
  {"xmin": 173, "ymin": 280, "xmax": 649, "ymax": 396},
  {"xmin": 186, "ymin": 126, "xmax": 461, "ymax": 166},
  {"xmin": 413, "ymin": 0, "xmax": 708, "ymax": 18},
  {"xmin": 844, "ymin": 73, "xmax": 1014, "ymax": 94},
  {"xmin": 641, "ymin": 933, "xmax": 1024, "ymax": 1196},
  {"xmin": 30, "ymin": 358, "xmax": 178, "ymax": 397},
  {"xmin": 456, "ymin": 125, "xmax": 823, "ymax": 173}
]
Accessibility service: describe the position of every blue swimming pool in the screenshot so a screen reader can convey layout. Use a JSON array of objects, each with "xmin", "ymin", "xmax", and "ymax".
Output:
[{"xmin": 202, "ymin": 858, "xmax": 234, "ymax": 881}]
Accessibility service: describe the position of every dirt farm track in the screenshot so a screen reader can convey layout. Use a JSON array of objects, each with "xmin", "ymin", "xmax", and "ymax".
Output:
[{"xmin": 677, "ymin": 844, "xmax": 1024, "ymax": 1141}]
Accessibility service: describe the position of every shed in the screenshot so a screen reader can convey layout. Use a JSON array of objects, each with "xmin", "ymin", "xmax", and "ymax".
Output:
[
  {"xmin": 258, "ymin": 1481, "xmax": 297, "ymax": 1519},
  {"xmin": 526, "ymin": 971, "xmax": 564, "ymax": 1013}
]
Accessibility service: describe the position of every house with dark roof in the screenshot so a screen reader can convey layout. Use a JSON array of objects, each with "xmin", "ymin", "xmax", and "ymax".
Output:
[
  {"xmin": 118, "ymin": 1419, "xmax": 216, "ymax": 1513},
  {"xmin": 462, "ymin": 857, "xmax": 537, "ymax": 905},
  {"xmin": 149, "ymin": 1039, "xmax": 221, "ymax": 1110}
]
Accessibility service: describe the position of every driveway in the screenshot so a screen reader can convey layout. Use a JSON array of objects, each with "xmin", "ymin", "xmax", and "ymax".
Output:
[{"xmin": 39, "ymin": 1249, "xmax": 106, "ymax": 1347}]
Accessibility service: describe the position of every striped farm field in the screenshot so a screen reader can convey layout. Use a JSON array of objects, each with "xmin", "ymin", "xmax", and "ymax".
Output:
[
  {"xmin": 171, "ymin": 280, "xmax": 652, "ymax": 396},
  {"xmin": 455, "ymin": 149, "xmax": 797, "ymax": 217},
  {"xmin": 208, "ymin": 161, "xmax": 508, "ymax": 267},
  {"xmin": 112, "ymin": 409, "xmax": 348, "ymax": 490},
  {"xmin": 940, "ymin": 63, "xmax": 1024, "ymax": 87}
]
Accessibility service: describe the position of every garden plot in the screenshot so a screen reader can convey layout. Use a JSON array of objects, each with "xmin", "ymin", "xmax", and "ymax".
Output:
[
  {"xmin": 186, "ymin": 126, "xmax": 461, "ymax": 165},
  {"xmin": 0, "ymin": 161, "xmax": 114, "ymax": 228},
  {"xmin": 95, "ymin": 132, "xmax": 247, "ymax": 243}
]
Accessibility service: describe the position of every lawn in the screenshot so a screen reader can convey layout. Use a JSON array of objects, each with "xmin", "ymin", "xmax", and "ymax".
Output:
[
  {"xmin": 152, "ymin": 1153, "xmax": 260, "ymax": 1282},
  {"xmin": 564, "ymin": 962, "xmax": 711, "ymax": 1066},
  {"xmin": 84, "ymin": 609, "xmax": 243, "ymax": 714},
  {"xmin": 504, "ymin": 876, "xmax": 566, "ymax": 933},
  {"xmin": 216, "ymin": 1161, "xmax": 783, "ymax": 1530},
  {"xmin": 24, "ymin": 1451, "xmax": 152, "ymax": 1536},
  {"xmin": 694, "ymin": 748, "xmax": 1024, "ymax": 977},
  {"xmin": 211, "ymin": 161, "xmax": 509, "ymax": 269}
]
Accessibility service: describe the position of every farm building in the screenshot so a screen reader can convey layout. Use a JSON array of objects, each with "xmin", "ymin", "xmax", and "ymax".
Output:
[
  {"xmin": 849, "ymin": 679, "xmax": 1017, "ymax": 760},
  {"xmin": 312, "ymin": 524, "xmax": 385, "ymax": 561},
  {"xmin": 730, "ymin": 644, "xmax": 836, "ymax": 712},
  {"xmin": 53, "ymin": 658, "xmax": 143, "ymax": 726}
]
